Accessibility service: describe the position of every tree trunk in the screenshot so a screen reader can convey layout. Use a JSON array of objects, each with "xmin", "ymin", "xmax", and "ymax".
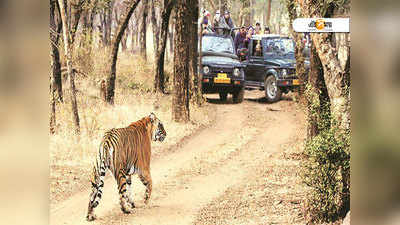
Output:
[
  {"xmin": 102, "ymin": 1, "xmax": 113, "ymax": 46},
  {"xmin": 168, "ymin": 19, "xmax": 174, "ymax": 57},
  {"xmin": 50, "ymin": 76, "xmax": 57, "ymax": 134},
  {"xmin": 50, "ymin": 0, "xmax": 63, "ymax": 102},
  {"xmin": 306, "ymin": 39, "xmax": 329, "ymax": 138},
  {"xmin": 154, "ymin": 0, "xmax": 175, "ymax": 93},
  {"xmin": 242, "ymin": 0, "xmax": 250, "ymax": 26},
  {"xmin": 266, "ymin": 0, "xmax": 272, "ymax": 26},
  {"xmin": 58, "ymin": 0, "xmax": 80, "ymax": 135},
  {"xmin": 188, "ymin": 0, "xmax": 201, "ymax": 104},
  {"xmin": 172, "ymin": 0, "xmax": 190, "ymax": 122},
  {"xmin": 140, "ymin": 0, "xmax": 148, "ymax": 60},
  {"xmin": 311, "ymin": 33, "xmax": 350, "ymax": 132},
  {"xmin": 70, "ymin": 0, "xmax": 84, "ymax": 45},
  {"xmin": 105, "ymin": 0, "xmax": 142, "ymax": 105},
  {"xmin": 286, "ymin": 0, "xmax": 306, "ymax": 95},
  {"xmin": 150, "ymin": 0, "xmax": 160, "ymax": 55},
  {"xmin": 220, "ymin": 0, "xmax": 227, "ymax": 12}
]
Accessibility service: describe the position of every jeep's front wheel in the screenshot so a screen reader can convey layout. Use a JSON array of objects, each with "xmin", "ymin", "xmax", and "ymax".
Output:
[
  {"xmin": 264, "ymin": 76, "xmax": 282, "ymax": 103},
  {"xmin": 219, "ymin": 92, "xmax": 228, "ymax": 101},
  {"xmin": 232, "ymin": 87, "xmax": 244, "ymax": 103}
]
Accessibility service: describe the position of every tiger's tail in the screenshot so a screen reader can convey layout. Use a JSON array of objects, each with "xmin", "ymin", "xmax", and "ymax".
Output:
[{"xmin": 86, "ymin": 143, "xmax": 107, "ymax": 221}]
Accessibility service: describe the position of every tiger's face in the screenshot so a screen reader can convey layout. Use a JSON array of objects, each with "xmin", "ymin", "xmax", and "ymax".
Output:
[{"xmin": 149, "ymin": 113, "xmax": 167, "ymax": 142}]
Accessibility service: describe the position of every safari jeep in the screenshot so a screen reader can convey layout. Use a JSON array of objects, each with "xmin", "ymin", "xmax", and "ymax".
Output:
[
  {"xmin": 201, "ymin": 33, "xmax": 246, "ymax": 103},
  {"xmin": 241, "ymin": 34, "xmax": 301, "ymax": 103}
]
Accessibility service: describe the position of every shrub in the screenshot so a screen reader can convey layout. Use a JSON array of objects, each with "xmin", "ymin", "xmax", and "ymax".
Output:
[{"xmin": 302, "ymin": 84, "xmax": 350, "ymax": 223}]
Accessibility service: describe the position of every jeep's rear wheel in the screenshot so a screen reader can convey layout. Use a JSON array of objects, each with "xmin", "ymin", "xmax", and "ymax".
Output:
[
  {"xmin": 219, "ymin": 92, "xmax": 228, "ymax": 101},
  {"xmin": 232, "ymin": 87, "xmax": 244, "ymax": 103},
  {"xmin": 265, "ymin": 75, "xmax": 282, "ymax": 103}
]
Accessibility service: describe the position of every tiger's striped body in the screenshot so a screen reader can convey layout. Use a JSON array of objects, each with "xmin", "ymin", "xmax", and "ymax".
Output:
[{"xmin": 86, "ymin": 113, "xmax": 166, "ymax": 221}]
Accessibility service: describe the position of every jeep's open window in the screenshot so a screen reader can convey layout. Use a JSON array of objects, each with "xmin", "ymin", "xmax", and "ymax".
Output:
[{"xmin": 251, "ymin": 40, "xmax": 263, "ymax": 57}]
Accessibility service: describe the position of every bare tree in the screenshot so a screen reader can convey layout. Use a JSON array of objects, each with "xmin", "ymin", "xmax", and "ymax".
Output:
[
  {"xmin": 140, "ymin": 0, "xmax": 149, "ymax": 59},
  {"xmin": 69, "ymin": 0, "xmax": 85, "ymax": 44},
  {"xmin": 58, "ymin": 0, "xmax": 81, "ymax": 135},
  {"xmin": 150, "ymin": 0, "xmax": 160, "ymax": 54},
  {"xmin": 154, "ymin": 0, "xmax": 175, "ymax": 93},
  {"xmin": 105, "ymin": 0, "xmax": 142, "ymax": 104},
  {"xmin": 266, "ymin": 0, "xmax": 272, "ymax": 26},
  {"xmin": 172, "ymin": 0, "xmax": 191, "ymax": 122},
  {"xmin": 50, "ymin": 0, "xmax": 63, "ymax": 102}
]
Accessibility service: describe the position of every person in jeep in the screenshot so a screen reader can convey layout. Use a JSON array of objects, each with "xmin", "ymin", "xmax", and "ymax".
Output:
[{"xmin": 234, "ymin": 26, "xmax": 247, "ymax": 53}]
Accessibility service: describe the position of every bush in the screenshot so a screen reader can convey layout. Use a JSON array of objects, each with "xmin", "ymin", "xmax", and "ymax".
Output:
[{"xmin": 302, "ymin": 85, "xmax": 350, "ymax": 222}]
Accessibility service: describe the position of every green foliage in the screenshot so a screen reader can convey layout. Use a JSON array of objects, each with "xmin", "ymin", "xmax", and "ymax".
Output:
[{"xmin": 302, "ymin": 84, "xmax": 350, "ymax": 222}]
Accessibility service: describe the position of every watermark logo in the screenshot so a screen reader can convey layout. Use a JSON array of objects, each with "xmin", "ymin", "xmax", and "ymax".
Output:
[{"xmin": 293, "ymin": 18, "xmax": 349, "ymax": 32}]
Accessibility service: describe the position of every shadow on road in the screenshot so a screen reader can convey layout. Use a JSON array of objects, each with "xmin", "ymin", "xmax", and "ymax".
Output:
[
  {"xmin": 245, "ymin": 95, "xmax": 293, "ymax": 104},
  {"xmin": 206, "ymin": 97, "xmax": 236, "ymax": 105}
]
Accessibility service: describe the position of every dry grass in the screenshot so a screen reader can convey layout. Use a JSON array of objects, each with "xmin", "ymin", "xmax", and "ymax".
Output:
[{"xmin": 50, "ymin": 48, "xmax": 212, "ymax": 208}]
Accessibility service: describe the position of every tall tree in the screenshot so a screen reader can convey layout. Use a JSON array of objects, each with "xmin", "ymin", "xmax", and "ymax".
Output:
[
  {"xmin": 69, "ymin": 0, "xmax": 85, "ymax": 44},
  {"xmin": 105, "ymin": 0, "xmax": 142, "ymax": 104},
  {"xmin": 242, "ymin": 0, "xmax": 250, "ymax": 26},
  {"xmin": 140, "ymin": 0, "xmax": 149, "ymax": 60},
  {"xmin": 150, "ymin": 0, "xmax": 160, "ymax": 54},
  {"xmin": 188, "ymin": 0, "xmax": 201, "ymax": 104},
  {"xmin": 220, "ymin": 0, "xmax": 227, "ymax": 12},
  {"xmin": 50, "ymin": 0, "xmax": 63, "ymax": 102},
  {"xmin": 286, "ymin": 0, "xmax": 306, "ymax": 94},
  {"xmin": 266, "ymin": 0, "xmax": 272, "ymax": 26},
  {"xmin": 154, "ymin": 0, "xmax": 175, "ymax": 93},
  {"xmin": 172, "ymin": 0, "xmax": 191, "ymax": 122},
  {"xmin": 58, "ymin": 0, "xmax": 81, "ymax": 135}
]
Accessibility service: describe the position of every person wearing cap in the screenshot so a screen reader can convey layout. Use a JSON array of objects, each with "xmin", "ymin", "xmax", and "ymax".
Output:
[
  {"xmin": 264, "ymin": 26, "xmax": 271, "ymax": 34},
  {"xmin": 223, "ymin": 11, "xmax": 235, "ymax": 30},
  {"xmin": 255, "ymin": 22, "xmax": 262, "ymax": 34}
]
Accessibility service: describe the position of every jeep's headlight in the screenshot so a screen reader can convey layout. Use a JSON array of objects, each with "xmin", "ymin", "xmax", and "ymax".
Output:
[
  {"xmin": 281, "ymin": 69, "xmax": 288, "ymax": 77},
  {"xmin": 203, "ymin": 66, "xmax": 210, "ymax": 75},
  {"xmin": 233, "ymin": 68, "xmax": 240, "ymax": 77}
]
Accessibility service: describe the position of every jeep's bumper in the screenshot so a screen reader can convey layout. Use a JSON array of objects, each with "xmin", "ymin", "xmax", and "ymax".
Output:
[
  {"xmin": 201, "ymin": 75, "xmax": 245, "ymax": 94},
  {"xmin": 277, "ymin": 78, "xmax": 301, "ymax": 87}
]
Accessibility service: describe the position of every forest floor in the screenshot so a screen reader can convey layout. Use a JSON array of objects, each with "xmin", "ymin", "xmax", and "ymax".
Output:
[{"xmin": 50, "ymin": 89, "xmax": 312, "ymax": 225}]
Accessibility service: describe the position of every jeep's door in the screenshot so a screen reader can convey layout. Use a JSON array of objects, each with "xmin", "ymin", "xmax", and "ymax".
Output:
[{"xmin": 246, "ymin": 40, "xmax": 265, "ymax": 82}]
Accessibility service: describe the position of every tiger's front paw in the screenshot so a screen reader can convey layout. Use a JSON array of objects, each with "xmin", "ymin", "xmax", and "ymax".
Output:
[
  {"xmin": 120, "ymin": 198, "xmax": 134, "ymax": 214},
  {"xmin": 86, "ymin": 213, "xmax": 96, "ymax": 221}
]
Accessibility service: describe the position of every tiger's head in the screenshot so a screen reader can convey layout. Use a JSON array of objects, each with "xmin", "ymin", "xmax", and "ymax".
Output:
[{"xmin": 149, "ymin": 112, "xmax": 167, "ymax": 142}]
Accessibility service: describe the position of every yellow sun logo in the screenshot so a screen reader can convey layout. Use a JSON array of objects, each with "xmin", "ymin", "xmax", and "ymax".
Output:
[{"xmin": 315, "ymin": 19, "xmax": 325, "ymax": 30}]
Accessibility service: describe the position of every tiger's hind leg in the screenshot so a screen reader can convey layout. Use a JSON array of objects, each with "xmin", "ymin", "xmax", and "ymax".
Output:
[
  {"xmin": 86, "ymin": 163, "xmax": 106, "ymax": 221},
  {"xmin": 139, "ymin": 171, "xmax": 152, "ymax": 205},
  {"xmin": 117, "ymin": 169, "xmax": 133, "ymax": 214},
  {"xmin": 125, "ymin": 175, "xmax": 135, "ymax": 209}
]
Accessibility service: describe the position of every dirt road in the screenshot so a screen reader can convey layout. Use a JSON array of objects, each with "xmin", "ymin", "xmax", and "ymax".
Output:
[{"xmin": 50, "ymin": 90, "xmax": 306, "ymax": 225}]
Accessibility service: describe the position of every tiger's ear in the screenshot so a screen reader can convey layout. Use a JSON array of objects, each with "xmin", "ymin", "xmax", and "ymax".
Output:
[{"xmin": 149, "ymin": 112, "xmax": 155, "ymax": 123}]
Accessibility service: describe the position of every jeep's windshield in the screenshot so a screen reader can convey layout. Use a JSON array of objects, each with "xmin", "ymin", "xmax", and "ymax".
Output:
[
  {"xmin": 262, "ymin": 38, "xmax": 295, "ymax": 58},
  {"xmin": 202, "ymin": 36, "xmax": 234, "ymax": 54}
]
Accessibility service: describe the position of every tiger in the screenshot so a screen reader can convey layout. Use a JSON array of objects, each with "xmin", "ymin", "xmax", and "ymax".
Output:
[{"xmin": 86, "ymin": 112, "xmax": 167, "ymax": 221}]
